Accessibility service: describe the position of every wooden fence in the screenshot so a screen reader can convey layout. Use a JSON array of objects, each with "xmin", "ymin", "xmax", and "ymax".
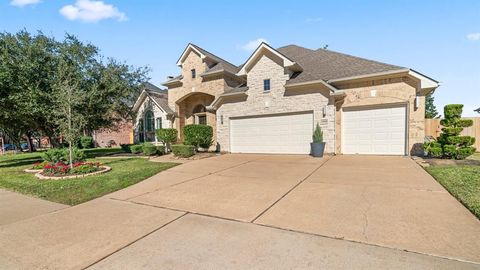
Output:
[{"xmin": 425, "ymin": 117, "xmax": 480, "ymax": 150}]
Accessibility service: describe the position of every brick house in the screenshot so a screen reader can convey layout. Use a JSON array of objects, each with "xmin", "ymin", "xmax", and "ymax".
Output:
[{"xmin": 159, "ymin": 42, "xmax": 439, "ymax": 155}]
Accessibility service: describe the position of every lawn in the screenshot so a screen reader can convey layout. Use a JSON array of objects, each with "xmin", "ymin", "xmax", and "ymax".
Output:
[
  {"xmin": 0, "ymin": 149, "xmax": 178, "ymax": 205},
  {"xmin": 425, "ymin": 152, "xmax": 480, "ymax": 219}
]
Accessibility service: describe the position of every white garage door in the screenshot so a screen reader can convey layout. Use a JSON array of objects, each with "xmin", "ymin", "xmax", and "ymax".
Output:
[
  {"xmin": 342, "ymin": 105, "xmax": 406, "ymax": 155},
  {"xmin": 230, "ymin": 112, "xmax": 313, "ymax": 154}
]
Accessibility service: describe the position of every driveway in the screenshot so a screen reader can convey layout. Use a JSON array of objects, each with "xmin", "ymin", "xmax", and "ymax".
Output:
[{"xmin": 1, "ymin": 154, "xmax": 479, "ymax": 269}]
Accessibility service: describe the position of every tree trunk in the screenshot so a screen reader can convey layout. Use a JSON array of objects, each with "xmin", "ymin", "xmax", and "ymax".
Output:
[{"xmin": 25, "ymin": 131, "xmax": 35, "ymax": 152}]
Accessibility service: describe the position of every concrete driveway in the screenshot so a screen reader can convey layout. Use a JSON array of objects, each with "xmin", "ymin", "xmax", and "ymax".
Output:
[{"xmin": 1, "ymin": 154, "xmax": 479, "ymax": 269}]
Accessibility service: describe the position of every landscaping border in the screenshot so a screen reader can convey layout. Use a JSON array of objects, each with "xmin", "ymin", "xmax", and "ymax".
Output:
[{"xmin": 35, "ymin": 166, "xmax": 112, "ymax": 180}]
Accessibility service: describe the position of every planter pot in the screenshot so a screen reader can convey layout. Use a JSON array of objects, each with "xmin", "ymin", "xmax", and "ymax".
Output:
[{"xmin": 311, "ymin": 142, "xmax": 326, "ymax": 157}]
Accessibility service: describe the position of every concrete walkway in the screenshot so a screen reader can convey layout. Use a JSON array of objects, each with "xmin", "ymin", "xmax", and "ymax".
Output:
[
  {"xmin": 0, "ymin": 154, "xmax": 479, "ymax": 269},
  {"xmin": 0, "ymin": 189, "xmax": 67, "ymax": 225}
]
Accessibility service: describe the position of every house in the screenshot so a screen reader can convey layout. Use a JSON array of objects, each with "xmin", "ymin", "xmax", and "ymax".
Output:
[
  {"xmin": 149, "ymin": 42, "xmax": 439, "ymax": 155},
  {"xmin": 132, "ymin": 82, "xmax": 174, "ymax": 144}
]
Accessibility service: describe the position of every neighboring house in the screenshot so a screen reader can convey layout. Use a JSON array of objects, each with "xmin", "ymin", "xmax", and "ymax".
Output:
[
  {"xmin": 162, "ymin": 43, "xmax": 439, "ymax": 156},
  {"xmin": 132, "ymin": 82, "xmax": 174, "ymax": 144},
  {"xmin": 93, "ymin": 119, "xmax": 133, "ymax": 147}
]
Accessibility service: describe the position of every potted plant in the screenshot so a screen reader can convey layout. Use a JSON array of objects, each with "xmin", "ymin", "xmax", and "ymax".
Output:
[{"xmin": 311, "ymin": 124, "xmax": 326, "ymax": 157}]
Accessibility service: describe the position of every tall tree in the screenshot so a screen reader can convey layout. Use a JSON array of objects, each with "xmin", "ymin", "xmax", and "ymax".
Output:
[
  {"xmin": 425, "ymin": 93, "xmax": 439, "ymax": 119},
  {"xmin": 0, "ymin": 30, "xmax": 149, "ymax": 151}
]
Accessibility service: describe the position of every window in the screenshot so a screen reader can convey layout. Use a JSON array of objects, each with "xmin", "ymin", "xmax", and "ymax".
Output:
[
  {"xmin": 156, "ymin": 117, "xmax": 162, "ymax": 129},
  {"xmin": 263, "ymin": 79, "xmax": 270, "ymax": 91},
  {"xmin": 197, "ymin": 115, "xmax": 207, "ymax": 125},
  {"xmin": 191, "ymin": 69, "xmax": 196, "ymax": 79},
  {"xmin": 144, "ymin": 110, "xmax": 155, "ymax": 132}
]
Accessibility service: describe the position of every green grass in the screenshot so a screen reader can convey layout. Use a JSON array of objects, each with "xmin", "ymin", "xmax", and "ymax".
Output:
[
  {"xmin": 0, "ymin": 149, "xmax": 178, "ymax": 205},
  {"xmin": 426, "ymin": 158, "xmax": 480, "ymax": 219}
]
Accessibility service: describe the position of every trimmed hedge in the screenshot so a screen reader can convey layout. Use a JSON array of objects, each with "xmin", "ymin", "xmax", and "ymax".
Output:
[
  {"xmin": 142, "ymin": 143, "xmax": 157, "ymax": 156},
  {"xmin": 80, "ymin": 136, "xmax": 94, "ymax": 149},
  {"xmin": 171, "ymin": 144, "xmax": 195, "ymax": 158},
  {"xmin": 120, "ymin": 144, "xmax": 133, "ymax": 153},
  {"xmin": 183, "ymin": 124, "xmax": 213, "ymax": 149},
  {"xmin": 156, "ymin": 129, "xmax": 178, "ymax": 146},
  {"xmin": 130, "ymin": 144, "xmax": 143, "ymax": 154}
]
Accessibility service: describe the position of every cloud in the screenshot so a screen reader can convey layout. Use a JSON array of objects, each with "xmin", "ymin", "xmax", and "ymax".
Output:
[
  {"xmin": 467, "ymin": 33, "xmax": 480, "ymax": 41},
  {"xmin": 10, "ymin": 0, "xmax": 41, "ymax": 7},
  {"xmin": 305, "ymin": 17, "xmax": 322, "ymax": 23},
  {"xmin": 238, "ymin": 38, "xmax": 269, "ymax": 52},
  {"xmin": 59, "ymin": 0, "xmax": 127, "ymax": 23}
]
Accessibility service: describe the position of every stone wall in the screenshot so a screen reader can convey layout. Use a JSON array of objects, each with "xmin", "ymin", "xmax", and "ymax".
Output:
[{"xmin": 216, "ymin": 53, "xmax": 335, "ymax": 153}]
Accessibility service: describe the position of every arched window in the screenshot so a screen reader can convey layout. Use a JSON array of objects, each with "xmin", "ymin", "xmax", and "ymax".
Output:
[
  {"xmin": 192, "ymin": 104, "xmax": 207, "ymax": 125},
  {"xmin": 193, "ymin": 104, "xmax": 206, "ymax": 114},
  {"xmin": 145, "ymin": 110, "xmax": 155, "ymax": 132}
]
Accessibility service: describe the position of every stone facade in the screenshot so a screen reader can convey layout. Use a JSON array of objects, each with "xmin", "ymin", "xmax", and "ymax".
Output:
[
  {"xmin": 332, "ymin": 76, "xmax": 425, "ymax": 155},
  {"xmin": 134, "ymin": 95, "xmax": 172, "ymax": 144},
  {"xmin": 216, "ymin": 54, "xmax": 336, "ymax": 153}
]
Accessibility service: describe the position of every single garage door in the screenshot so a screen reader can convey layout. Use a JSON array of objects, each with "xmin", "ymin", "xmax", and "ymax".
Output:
[
  {"xmin": 342, "ymin": 105, "xmax": 406, "ymax": 155},
  {"xmin": 230, "ymin": 112, "xmax": 313, "ymax": 154}
]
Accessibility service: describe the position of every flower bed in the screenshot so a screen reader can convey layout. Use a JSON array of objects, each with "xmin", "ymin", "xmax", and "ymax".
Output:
[{"xmin": 30, "ymin": 161, "xmax": 111, "ymax": 180}]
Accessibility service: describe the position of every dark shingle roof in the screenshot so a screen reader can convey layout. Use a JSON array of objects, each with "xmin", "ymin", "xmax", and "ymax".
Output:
[
  {"xmin": 189, "ymin": 44, "xmax": 239, "ymax": 75},
  {"xmin": 277, "ymin": 45, "xmax": 405, "ymax": 84},
  {"xmin": 143, "ymin": 83, "xmax": 174, "ymax": 114}
]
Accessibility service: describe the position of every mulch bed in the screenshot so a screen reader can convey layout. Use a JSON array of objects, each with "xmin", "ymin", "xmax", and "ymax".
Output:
[{"xmin": 415, "ymin": 157, "xmax": 480, "ymax": 167}]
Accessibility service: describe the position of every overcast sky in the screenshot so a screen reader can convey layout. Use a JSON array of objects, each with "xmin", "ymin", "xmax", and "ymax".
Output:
[{"xmin": 2, "ymin": 0, "xmax": 479, "ymax": 116}]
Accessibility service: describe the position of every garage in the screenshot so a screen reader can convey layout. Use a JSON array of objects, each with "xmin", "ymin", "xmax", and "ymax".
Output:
[
  {"xmin": 230, "ymin": 112, "xmax": 313, "ymax": 154},
  {"xmin": 342, "ymin": 105, "xmax": 407, "ymax": 155}
]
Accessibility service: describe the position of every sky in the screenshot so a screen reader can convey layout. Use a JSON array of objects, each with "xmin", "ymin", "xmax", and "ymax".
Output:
[{"xmin": 1, "ymin": 0, "xmax": 479, "ymax": 116}]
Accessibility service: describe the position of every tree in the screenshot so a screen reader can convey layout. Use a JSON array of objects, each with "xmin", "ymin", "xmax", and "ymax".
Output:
[
  {"xmin": 437, "ymin": 104, "xmax": 476, "ymax": 159},
  {"xmin": 0, "ymin": 30, "xmax": 149, "ymax": 151},
  {"xmin": 425, "ymin": 93, "xmax": 439, "ymax": 119}
]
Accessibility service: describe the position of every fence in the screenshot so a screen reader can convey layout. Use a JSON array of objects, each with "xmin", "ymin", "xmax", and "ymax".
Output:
[{"xmin": 425, "ymin": 117, "xmax": 480, "ymax": 150}]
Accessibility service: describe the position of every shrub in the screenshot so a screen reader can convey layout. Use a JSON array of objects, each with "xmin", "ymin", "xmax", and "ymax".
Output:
[
  {"xmin": 436, "ymin": 104, "xmax": 476, "ymax": 159},
  {"xmin": 42, "ymin": 148, "xmax": 85, "ymax": 163},
  {"xmin": 171, "ymin": 144, "xmax": 195, "ymax": 158},
  {"xmin": 43, "ymin": 161, "xmax": 102, "ymax": 176},
  {"xmin": 32, "ymin": 161, "xmax": 48, "ymax": 170},
  {"xmin": 156, "ymin": 128, "xmax": 178, "ymax": 152},
  {"xmin": 142, "ymin": 143, "xmax": 157, "ymax": 156},
  {"xmin": 120, "ymin": 144, "xmax": 133, "ymax": 153},
  {"xmin": 312, "ymin": 123, "xmax": 323, "ymax": 143},
  {"xmin": 130, "ymin": 144, "xmax": 143, "ymax": 154},
  {"xmin": 156, "ymin": 146, "xmax": 165, "ymax": 155},
  {"xmin": 183, "ymin": 124, "xmax": 213, "ymax": 150},
  {"xmin": 429, "ymin": 147, "xmax": 443, "ymax": 158},
  {"xmin": 80, "ymin": 136, "xmax": 94, "ymax": 149}
]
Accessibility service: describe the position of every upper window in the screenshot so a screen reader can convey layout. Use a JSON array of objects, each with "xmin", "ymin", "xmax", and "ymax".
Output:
[
  {"xmin": 191, "ymin": 69, "xmax": 196, "ymax": 79},
  {"xmin": 263, "ymin": 79, "xmax": 270, "ymax": 92},
  {"xmin": 144, "ymin": 110, "xmax": 155, "ymax": 132}
]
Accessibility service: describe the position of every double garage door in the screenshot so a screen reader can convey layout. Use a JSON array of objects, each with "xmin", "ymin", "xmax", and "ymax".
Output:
[
  {"xmin": 342, "ymin": 105, "xmax": 407, "ymax": 155},
  {"xmin": 230, "ymin": 112, "xmax": 313, "ymax": 154}
]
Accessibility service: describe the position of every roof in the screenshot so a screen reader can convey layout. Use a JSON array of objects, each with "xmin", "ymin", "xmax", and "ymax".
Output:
[
  {"xmin": 189, "ymin": 44, "xmax": 239, "ymax": 74},
  {"xmin": 133, "ymin": 82, "xmax": 174, "ymax": 114},
  {"xmin": 276, "ymin": 45, "xmax": 405, "ymax": 84}
]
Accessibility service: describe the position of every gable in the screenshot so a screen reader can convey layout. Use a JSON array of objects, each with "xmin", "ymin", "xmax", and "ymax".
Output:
[{"xmin": 237, "ymin": 43, "xmax": 301, "ymax": 76}]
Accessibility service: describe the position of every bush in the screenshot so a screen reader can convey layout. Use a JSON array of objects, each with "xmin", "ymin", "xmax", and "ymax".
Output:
[
  {"xmin": 42, "ymin": 148, "xmax": 85, "ymax": 163},
  {"xmin": 312, "ymin": 123, "xmax": 323, "ymax": 143},
  {"xmin": 429, "ymin": 147, "xmax": 443, "ymax": 158},
  {"xmin": 436, "ymin": 104, "xmax": 476, "ymax": 159},
  {"xmin": 130, "ymin": 144, "xmax": 143, "ymax": 154},
  {"xmin": 171, "ymin": 144, "xmax": 195, "ymax": 158},
  {"xmin": 120, "ymin": 144, "xmax": 133, "ymax": 153},
  {"xmin": 32, "ymin": 161, "xmax": 48, "ymax": 170},
  {"xmin": 80, "ymin": 136, "xmax": 94, "ymax": 149},
  {"xmin": 156, "ymin": 128, "xmax": 178, "ymax": 151},
  {"xmin": 156, "ymin": 146, "xmax": 165, "ymax": 155},
  {"xmin": 183, "ymin": 124, "xmax": 213, "ymax": 149},
  {"xmin": 142, "ymin": 143, "xmax": 157, "ymax": 156}
]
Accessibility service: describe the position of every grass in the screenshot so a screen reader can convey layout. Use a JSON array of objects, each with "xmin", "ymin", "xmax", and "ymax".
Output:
[
  {"xmin": 425, "ymin": 152, "xmax": 480, "ymax": 219},
  {"xmin": 0, "ymin": 149, "xmax": 178, "ymax": 205}
]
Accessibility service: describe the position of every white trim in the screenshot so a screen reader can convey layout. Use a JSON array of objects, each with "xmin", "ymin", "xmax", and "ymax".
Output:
[
  {"xmin": 237, "ymin": 42, "xmax": 297, "ymax": 76},
  {"xmin": 285, "ymin": 79, "xmax": 338, "ymax": 93},
  {"xmin": 176, "ymin": 44, "xmax": 206, "ymax": 66},
  {"xmin": 408, "ymin": 70, "xmax": 440, "ymax": 89}
]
